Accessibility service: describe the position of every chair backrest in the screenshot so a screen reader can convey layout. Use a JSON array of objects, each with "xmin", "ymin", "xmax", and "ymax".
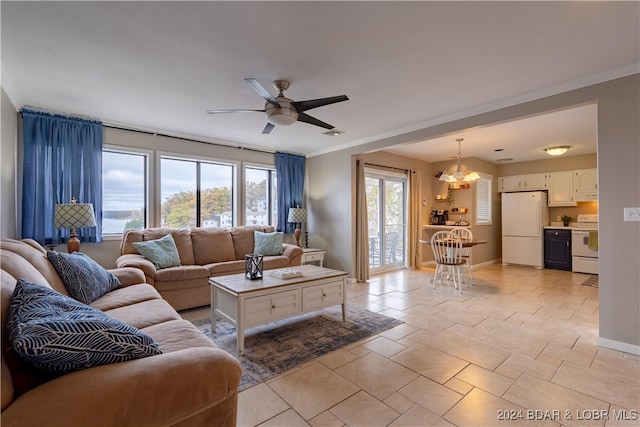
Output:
[
  {"xmin": 385, "ymin": 232, "xmax": 399, "ymax": 262},
  {"xmin": 430, "ymin": 231, "xmax": 465, "ymax": 265},
  {"xmin": 450, "ymin": 228, "xmax": 472, "ymax": 257}
]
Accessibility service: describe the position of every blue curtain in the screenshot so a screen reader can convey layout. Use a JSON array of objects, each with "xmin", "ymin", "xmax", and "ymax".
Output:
[
  {"xmin": 21, "ymin": 109, "xmax": 103, "ymax": 245},
  {"xmin": 275, "ymin": 152, "xmax": 305, "ymax": 233}
]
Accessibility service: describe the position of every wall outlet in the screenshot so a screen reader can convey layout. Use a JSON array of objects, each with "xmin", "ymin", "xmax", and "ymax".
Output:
[{"xmin": 623, "ymin": 207, "xmax": 640, "ymax": 222}]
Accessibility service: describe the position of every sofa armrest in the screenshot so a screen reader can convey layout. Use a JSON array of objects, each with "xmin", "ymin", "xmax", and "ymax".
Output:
[
  {"xmin": 1, "ymin": 347, "xmax": 241, "ymax": 427},
  {"xmin": 115, "ymin": 254, "xmax": 157, "ymax": 285},
  {"xmin": 106, "ymin": 267, "xmax": 146, "ymax": 287},
  {"xmin": 282, "ymin": 243, "xmax": 304, "ymax": 266}
]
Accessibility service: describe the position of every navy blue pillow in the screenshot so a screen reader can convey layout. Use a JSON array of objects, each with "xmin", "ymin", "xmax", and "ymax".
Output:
[
  {"xmin": 47, "ymin": 251, "xmax": 121, "ymax": 304},
  {"xmin": 8, "ymin": 279, "xmax": 161, "ymax": 374}
]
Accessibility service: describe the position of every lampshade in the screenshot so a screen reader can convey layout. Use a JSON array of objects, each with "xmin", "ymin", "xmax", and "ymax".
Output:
[
  {"xmin": 544, "ymin": 146, "xmax": 570, "ymax": 156},
  {"xmin": 287, "ymin": 207, "xmax": 307, "ymax": 223},
  {"xmin": 54, "ymin": 202, "xmax": 97, "ymax": 229}
]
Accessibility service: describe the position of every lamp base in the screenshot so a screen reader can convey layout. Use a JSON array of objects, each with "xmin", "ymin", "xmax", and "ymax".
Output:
[
  {"xmin": 294, "ymin": 225, "xmax": 301, "ymax": 247},
  {"xmin": 67, "ymin": 227, "xmax": 80, "ymax": 253},
  {"xmin": 67, "ymin": 236, "xmax": 80, "ymax": 253}
]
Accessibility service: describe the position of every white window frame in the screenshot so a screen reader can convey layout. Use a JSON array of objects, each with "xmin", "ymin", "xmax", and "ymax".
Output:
[
  {"xmin": 101, "ymin": 146, "xmax": 152, "ymax": 240},
  {"xmin": 243, "ymin": 162, "xmax": 278, "ymax": 227},
  {"xmin": 159, "ymin": 152, "xmax": 239, "ymax": 228},
  {"xmin": 475, "ymin": 172, "xmax": 492, "ymax": 225}
]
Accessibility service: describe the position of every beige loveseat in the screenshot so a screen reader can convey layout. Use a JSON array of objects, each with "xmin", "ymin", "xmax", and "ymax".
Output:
[
  {"xmin": 117, "ymin": 225, "xmax": 304, "ymax": 310},
  {"xmin": 1, "ymin": 238, "xmax": 241, "ymax": 426}
]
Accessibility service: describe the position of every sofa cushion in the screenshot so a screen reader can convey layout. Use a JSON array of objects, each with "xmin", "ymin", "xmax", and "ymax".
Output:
[
  {"xmin": 121, "ymin": 228, "xmax": 195, "ymax": 265},
  {"xmin": 132, "ymin": 234, "xmax": 181, "ymax": 270},
  {"xmin": 191, "ymin": 227, "xmax": 236, "ymax": 264},
  {"xmin": 254, "ymin": 231, "xmax": 284, "ymax": 256},
  {"xmin": 229, "ymin": 225, "xmax": 267, "ymax": 260},
  {"xmin": 47, "ymin": 251, "xmax": 121, "ymax": 304},
  {"xmin": 7, "ymin": 279, "xmax": 161, "ymax": 374}
]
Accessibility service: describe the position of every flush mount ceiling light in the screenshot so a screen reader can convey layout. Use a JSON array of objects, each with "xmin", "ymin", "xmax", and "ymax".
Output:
[
  {"xmin": 439, "ymin": 138, "xmax": 480, "ymax": 183},
  {"xmin": 323, "ymin": 129, "xmax": 345, "ymax": 136},
  {"xmin": 544, "ymin": 145, "xmax": 571, "ymax": 156}
]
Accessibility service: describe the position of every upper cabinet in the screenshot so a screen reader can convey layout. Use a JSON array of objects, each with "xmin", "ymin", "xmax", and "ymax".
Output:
[
  {"xmin": 498, "ymin": 173, "xmax": 547, "ymax": 192},
  {"xmin": 499, "ymin": 169, "xmax": 597, "ymax": 205},
  {"xmin": 574, "ymin": 169, "xmax": 598, "ymax": 201},
  {"xmin": 547, "ymin": 171, "xmax": 577, "ymax": 206}
]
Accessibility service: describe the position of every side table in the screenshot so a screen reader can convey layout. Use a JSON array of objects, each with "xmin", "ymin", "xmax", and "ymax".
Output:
[{"xmin": 301, "ymin": 248, "xmax": 325, "ymax": 267}]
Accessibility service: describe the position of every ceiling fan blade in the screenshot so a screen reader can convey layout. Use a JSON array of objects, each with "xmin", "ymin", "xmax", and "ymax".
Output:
[
  {"xmin": 262, "ymin": 122, "xmax": 276, "ymax": 134},
  {"xmin": 244, "ymin": 78, "xmax": 281, "ymax": 107},
  {"xmin": 206, "ymin": 109, "xmax": 265, "ymax": 114},
  {"xmin": 293, "ymin": 95, "xmax": 349, "ymax": 112},
  {"xmin": 297, "ymin": 112, "xmax": 334, "ymax": 130}
]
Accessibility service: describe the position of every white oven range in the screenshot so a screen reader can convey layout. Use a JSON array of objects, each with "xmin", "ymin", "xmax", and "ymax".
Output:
[{"xmin": 572, "ymin": 214, "xmax": 598, "ymax": 275}]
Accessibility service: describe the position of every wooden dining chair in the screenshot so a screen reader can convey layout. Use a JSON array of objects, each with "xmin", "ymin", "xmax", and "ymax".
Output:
[
  {"xmin": 429, "ymin": 231, "xmax": 467, "ymax": 291},
  {"xmin": 449, "ymin": 227, "xmax": 473, "ymax": 285}
]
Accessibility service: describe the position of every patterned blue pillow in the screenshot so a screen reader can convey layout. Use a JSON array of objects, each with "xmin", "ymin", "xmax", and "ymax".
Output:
[
  {"xmin": 47, "ymin": 251, "xmax": 121, "ymax": 304},
  {"xmin": 7, "ymin": 279, "xmax": 161, "ymax": 374},
  {"xmin": 132, "ymin": 234, "xmax": 181, "ymax": 270},
  {"xmin": 254, "ymin": 231, "xmax": 284, "ymax": 256}
]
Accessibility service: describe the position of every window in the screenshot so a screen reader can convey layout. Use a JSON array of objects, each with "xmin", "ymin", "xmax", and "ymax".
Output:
[
  {"xmin": 161, "ymin": 156, "xmax": 234, "ymax": 229},
  {"xmin": 476, "ymin": 173, "xmax": 492, "ymax": 225},
  {"xmin": 102, "ymin": 150, "xmax": 148, "ymax": 235},
  {"xmin": 245, "ymin": 166, "xmax": 277, "ymax": 227}
]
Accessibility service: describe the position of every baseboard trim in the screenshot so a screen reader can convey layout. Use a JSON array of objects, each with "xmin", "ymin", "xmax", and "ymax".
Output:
[{"xmin": 598, "ymin": 337, "xmax": 640, "ymax": 355}]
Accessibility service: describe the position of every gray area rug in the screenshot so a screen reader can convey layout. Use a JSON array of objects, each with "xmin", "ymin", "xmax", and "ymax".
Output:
[
  {"xmin": 581, "ymin": 275, "xmax": 599, "ymax": 287},
  {"xmin": 191, "ymin": 306, "xmax": 403, "ymax": 391}
]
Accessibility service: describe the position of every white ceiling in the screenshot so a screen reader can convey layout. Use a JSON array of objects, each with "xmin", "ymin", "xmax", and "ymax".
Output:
[{"xmin": 2, "ymin": 2, "xmax": 638, "ymax": 163}]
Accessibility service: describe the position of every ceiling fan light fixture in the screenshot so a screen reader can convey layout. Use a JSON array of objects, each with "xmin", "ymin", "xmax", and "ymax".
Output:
[
  {"xmin": 544, "ymin": 145, "xmax": 571, "ymax": 156},
  {"xmin": 266, "ymin": 106, "xmax": 298, "ymax": 126}
]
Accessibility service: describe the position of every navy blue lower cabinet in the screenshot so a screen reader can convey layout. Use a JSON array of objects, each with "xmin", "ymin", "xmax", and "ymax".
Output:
[{"xmin": 544, "ymin": 229, "xmax": 572, "ymax": 271}]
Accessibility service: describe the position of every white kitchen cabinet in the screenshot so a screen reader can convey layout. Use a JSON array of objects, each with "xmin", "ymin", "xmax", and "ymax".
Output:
[
  {"xmin": 547, "ymin": 171, "xmax": 576, "ymax": 206},
  {"xmin": 574, "ymin": 168, "xmax": 598, "ymax": 201},
  {"xmin": 498, "ymin": 173, "xmax": 547, "ymax": 192},
  {"xmin": 522, "ymin": 173, "xmax": 547, "ymax": 190}
]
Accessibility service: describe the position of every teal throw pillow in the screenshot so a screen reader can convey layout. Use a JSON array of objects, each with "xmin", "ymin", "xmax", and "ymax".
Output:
[
  {"xmin": 254, "ymin": 231, "xmax": 284, "ymax": 256},
  {"xmin": 47, "ymin": 251, "xmax": 121, "ymax": 304},
  {"xmin": 8, "ymin": 279, "xmax": 161, "ymax": 374},
  {"xmin": 132, "ymin": 234, "xmax": 181, "ymax": 269}
]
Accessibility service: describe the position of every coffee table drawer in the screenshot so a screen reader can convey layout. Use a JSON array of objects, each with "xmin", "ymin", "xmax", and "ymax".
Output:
[
  {"xmin": 302, "ymin": 279, "xmax": 344, "ymax": 311},
  {"xmin": 244, "ymin": 290, "xmax": 300, "ymax": 327}
]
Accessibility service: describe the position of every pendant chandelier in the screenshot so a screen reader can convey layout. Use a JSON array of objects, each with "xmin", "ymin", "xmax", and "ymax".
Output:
[{"xmin": 439, "ymin": 138, "xmax": 480, "ymax": 183}]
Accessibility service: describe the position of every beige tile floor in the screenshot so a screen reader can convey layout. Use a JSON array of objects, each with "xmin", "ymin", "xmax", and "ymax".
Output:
[{"xmin": 202, "ymin": 264, "xmax": 640, "ymax": 426}]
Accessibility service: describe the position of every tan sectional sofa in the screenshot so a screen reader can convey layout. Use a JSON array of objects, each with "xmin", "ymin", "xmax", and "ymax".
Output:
[
  {"xmin": 117, "ymin": 225, "xmax": 304, "ymax": 310},
  {"xmin": 1, "ymin": 238, "xmax": 241, "ymax": 426}
]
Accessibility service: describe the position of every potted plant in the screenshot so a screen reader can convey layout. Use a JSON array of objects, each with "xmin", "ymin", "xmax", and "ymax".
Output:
[{"xmin": 561, "ymin": 215, "xmax": 572, "ymax": 226}]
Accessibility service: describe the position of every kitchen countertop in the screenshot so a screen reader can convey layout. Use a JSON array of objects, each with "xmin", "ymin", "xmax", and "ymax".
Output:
[{"xmin": 544, "ymin": 224, "xmax": 598, "ymax": 230}]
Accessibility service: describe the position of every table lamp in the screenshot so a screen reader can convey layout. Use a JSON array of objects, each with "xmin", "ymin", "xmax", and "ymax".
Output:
[
  {"xmin": 54, "ymin": 197, "xmax": 97, "ymax": 253},
  {"xmin": 287, "ymin": 207, "xmax": 306, "ymax": 247}
]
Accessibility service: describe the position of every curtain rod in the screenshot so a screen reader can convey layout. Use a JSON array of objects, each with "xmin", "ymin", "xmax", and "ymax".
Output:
[
  {"xmin": 103, "ymin": 123, "xmax": 275, "ymax": 155},
  {"xmin": 362, "ymin": 161, "xmax": 408, "ymax": 173}
]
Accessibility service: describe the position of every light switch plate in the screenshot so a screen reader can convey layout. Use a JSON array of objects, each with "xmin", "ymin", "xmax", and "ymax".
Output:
[{"xmin": 623, "ymin": 207, "xmax": 640, "ymax": 222}]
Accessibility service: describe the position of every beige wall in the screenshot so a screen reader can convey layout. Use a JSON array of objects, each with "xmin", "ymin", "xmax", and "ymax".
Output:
[
  {"xmin": 309, "ymin": 74, "xmax": 640, "ymax": 352},
  {"xmin": 597, "ymin": 75, "xmax": 639, "ymax": 351},
  {"xmin": 1, "ymin": 88, "xmax": 17, "ymax": 239}
]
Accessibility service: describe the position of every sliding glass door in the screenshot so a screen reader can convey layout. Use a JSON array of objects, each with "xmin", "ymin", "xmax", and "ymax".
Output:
[{"xmin": 366, "ymin": 169, "xmax": 407, "ymax": 272}]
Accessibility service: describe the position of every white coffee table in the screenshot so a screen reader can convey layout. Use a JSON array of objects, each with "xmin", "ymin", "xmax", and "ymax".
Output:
[{"xmin": 209, "ymin": 265, "xmax": 348, "ymax": 355}]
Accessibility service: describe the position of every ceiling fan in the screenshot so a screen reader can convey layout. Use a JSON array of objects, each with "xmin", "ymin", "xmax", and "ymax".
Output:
[{"xmin": 206, "ymin": 78, "xmax": 348, "ymax": 134}]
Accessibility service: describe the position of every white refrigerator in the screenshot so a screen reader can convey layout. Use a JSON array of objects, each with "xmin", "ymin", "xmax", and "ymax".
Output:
[{"xmin": 501, "ymin": 191, "xmax": 549, "ymax": 269}]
